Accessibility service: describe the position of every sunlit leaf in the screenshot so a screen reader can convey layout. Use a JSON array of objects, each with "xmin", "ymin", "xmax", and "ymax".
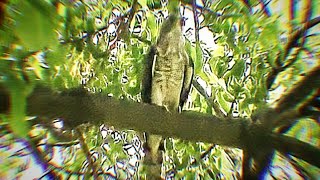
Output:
[
  {"xmin": 146, "ymin": 12, "xmax": 158, "ymax": 41},
  {"xmin": 15, "ymin": 1, "xmax": 58, "ymax": 50},
  {"xmin": 216, "ymin": 90, "xmax": 231, "ymax": 113},
  {"xmin": 5, "ymin": 77, "xmax": 30, "ymax": 138}
]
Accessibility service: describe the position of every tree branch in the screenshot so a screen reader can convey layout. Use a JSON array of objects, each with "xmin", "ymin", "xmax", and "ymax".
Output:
[
  {"xmin": 192, "ymin": 79, "xmax": 225, "ymax": 117},
  {"xmin": 76, "ymin": 127, "xmax": 99, "ymax": 179},
  {"xmin": 271, "ymin": 133, "xmax": 320, "ymax": 168},
  {"xmin": 266, "ymin": 16, "xmax": 320, "ymax": 89},
  {"xmin": 283, "ymin": 17, "xmax": 319, "ymax": 61},
  {"xmin": 270, "ymin": 66, "xmax": 320, "ymax": 132},
  {"xmin": 192, "ymin": 0, "xmax": 200, "ymax": 43},
  {"xmin": 274, "ymin": 66, "xmax": 320, "ymax": 114},
  {"xmin": 0, "ymin": 85, "xmax": 319, "ymax": 168},
  {"xmin": 23, "ymin": 86, "xmax": 244, "ymax": 147}
]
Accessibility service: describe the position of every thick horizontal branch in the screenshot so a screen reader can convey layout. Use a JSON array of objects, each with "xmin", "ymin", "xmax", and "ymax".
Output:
[
  {"xmin": 24, "ymin": 86, "xmax": 245, "ymax": 148},
  {"xmin": 0, "ymin": 85, "xmax": 319, "ymax": 168}
]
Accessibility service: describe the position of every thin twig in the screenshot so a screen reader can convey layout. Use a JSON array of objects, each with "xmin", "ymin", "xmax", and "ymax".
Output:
[
  {"xmin": 192, "ymin": 79, "xmax": 226, "ymax": 117},
  {"xmin": 282, "ymin": 16, "xmax": 320, "ymax": 64},
  {"xmin": 281, "ymin": 1, "xmax": 312, "ymax": 70},
  {"xmin": 117, "ymin": 0, "xmax": 138, "ymax": 39},
  {"xmin": 274, "ymin": 66, "xmax": 320, "ymax": 113},
  {"xmin": 37, "ymin": 141, "xmax": 80, "ymax": 147},
  {"xmin": 76, "ymin": 127, "xmax": 100, "ymax": 180},
  {"xmin": 190, "ymin": 144, "xmax": 215, "ymax": 166},
  {"xmin": 267, "ymin": 16, "xmax": 320, "ymax": 89},
  {"xmin": 192, "ymin": 0, "xmax": 200, "ymax": 43}
]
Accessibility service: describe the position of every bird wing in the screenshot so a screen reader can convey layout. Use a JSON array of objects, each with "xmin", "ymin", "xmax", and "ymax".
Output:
[
  {"xmin": 141, "ymin": 46, "xmax": 156, "ymax": 104},
  {"xmin": 179, "ymin": 55, "xmax": 194, "ymax": 110}
]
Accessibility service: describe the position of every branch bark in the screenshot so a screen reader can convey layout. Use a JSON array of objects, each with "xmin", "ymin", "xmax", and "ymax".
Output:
[
  {"xmin": 24, "ymin": 86, "xmax": 244, "ymax": 147},
  {"xmin": 1, "ymin": 84, "xmax": 319, "ymax": 168}
]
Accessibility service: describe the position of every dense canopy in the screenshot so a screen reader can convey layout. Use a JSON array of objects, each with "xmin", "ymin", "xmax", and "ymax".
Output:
[{"xmin": 0, "ymin": 0, "xmax": 319, "ymax": 179}]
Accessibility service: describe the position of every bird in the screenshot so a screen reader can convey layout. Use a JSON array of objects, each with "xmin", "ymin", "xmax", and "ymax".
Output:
[{"xmin": 141, "ymin": 13, "xmax": 194, "ymax": 179}]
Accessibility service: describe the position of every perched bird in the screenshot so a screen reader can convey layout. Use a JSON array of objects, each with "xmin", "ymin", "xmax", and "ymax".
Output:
[{"xmin": 141, "ymin": 13, "xmax": 194, "ymax": 178}]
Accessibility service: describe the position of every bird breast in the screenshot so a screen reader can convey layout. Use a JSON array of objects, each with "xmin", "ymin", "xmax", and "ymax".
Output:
[{"xmin": 150, "ymin": 27, "xmax": 189, "ymax": 112}]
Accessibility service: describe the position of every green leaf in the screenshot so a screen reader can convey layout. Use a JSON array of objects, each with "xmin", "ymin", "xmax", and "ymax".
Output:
[
  {"xmin": 46, "ymin": 45, "xmax": 69, "ymax": 67},
  {"xmin": 195, "ymin": 42, "xmax": 203, "ymax": 74},
  {"xmin": 138, "ymin": 0, "xmax": 147, "ymax": 7},
  {"xmin": 187, "ymin": 41, "xmax": 203, "ymax": 74},
  {"xmin": 214, "ymin": 57, "xmax": 227, "ymax": 78},
  {"xmin": 86, "ymin": 17, "xmax": 95, "ymax": 34},
  {"xmin": 231, "ymin": 59, "xmax": 245, "ymax": 78},
  {"xmin": 146, "ymin": 12, "xmax": 157, "ymax": 41},
  {"xmin": 15, "ymin": 1, "xmax": 58, "ymax": 50},
  {"xmin": 147, "ymin": 0, "xmax": 162, "ymax": 9},
  {"xmin": 5, "ymin": 77, "xmax": 31, "ymax": 138},
  {"xmin": 168, "ymin": 0, "xmax": 180, "ymax": 13},
  {"xmin": 216, "ymin": 91, "xmax": 231, "ymax": 113}
]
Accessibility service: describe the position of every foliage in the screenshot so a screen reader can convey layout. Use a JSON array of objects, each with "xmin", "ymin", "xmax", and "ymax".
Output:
[{"xmin": 0, "ymin": 0, "xmax": 319, "ymax": 179}]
